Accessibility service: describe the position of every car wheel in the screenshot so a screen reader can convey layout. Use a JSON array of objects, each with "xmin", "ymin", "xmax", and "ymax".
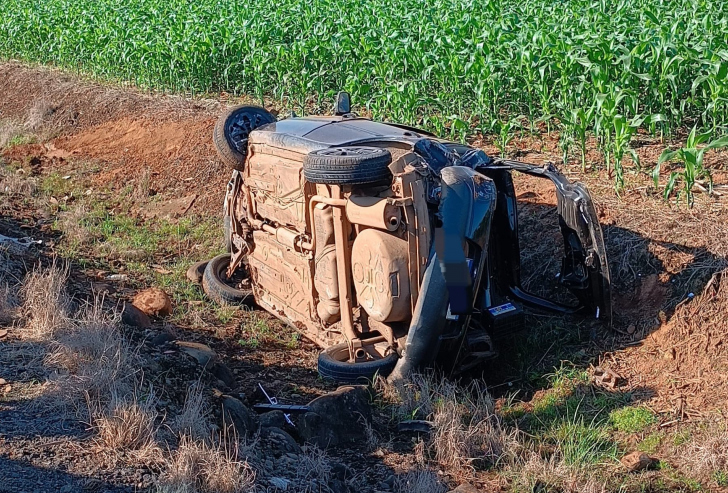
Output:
[
  {"xmin": 213, "ymin": 105, "xmax": 276, "ymax": 171},
  {"xmin": 202, "ymin": 254, "xmax": 255, "ymax": 306},
  {"xmin": 186, "ymin": 260, "xmax": 208, "ymax": 284},
  {"xmin": 303, "ymin": 147, "xmax": 392, "ymax": 186},
  {"xmin": 317, "ymin": 342, "xmax": 399, "ymax": 383}
]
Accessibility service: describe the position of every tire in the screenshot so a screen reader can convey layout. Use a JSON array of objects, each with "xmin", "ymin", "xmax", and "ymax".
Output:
[
  {"xmin": 318, "ymin": 342, "xmax": 399, "ymax": 383},
  {"xmin": 202, "ymin": 254, "xmax": 255, "ymax": 306},
  {"xmin": 186, "ymin": 260, "xmax": 208, "ymax": 284},
  {"xmin": 303, "ymin": 147, "xmax": 392, "ymax": 185},
  {"xmin": 214, "ymin": 105, "xmax": 276, "ymax": 171}
]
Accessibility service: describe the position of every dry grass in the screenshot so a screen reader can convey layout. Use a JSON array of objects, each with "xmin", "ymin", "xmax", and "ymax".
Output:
[
  {"xmin": 172, "ymin": 382, "xmax": 212, "ymax": 441},
  {"xmin": 0, "ymin": 166, "xmax": 37, "ymax": 197},
  {"xmin": 393, "ymin": 469, "xmax": 447, "ymax": 493},
  {"xmin": 47, "ymin": 296, "xmax": 138, "ymax": 407},
  {"xmin": 381, "ymin": 373, "xmax": 520, "ymax": 477},
  {"xmin": 93, "ymin": 386, "xmax": 160, "ymax": 459},
  {"xmin": 0, "ymin": 280, "xmax": 17, "ymax": 325},
  {"xmin": 0, "ymin": 119, "xmax": 24, "ymax": 148},
  {"xmin": 296, "ymin": 445, "xmax": 332, "ymax": 487},
  {"xmin": 686, "ymin": 431, "xmax": 728, "ymax": 483},
  {"xmin": 20, "ymin": 260, "xmax": 71, "ymax": 339},
  {"xmin": 158, "ymin": 436, "xmax": 256, "ymax": 493},
  {"xmin": 133, "ymin": 167, "xmax": 152, "ymax": 201},
  {"xmin": 24, "ymin": 99, "xmax": 56, "ymax": 133},
  {"xmin": 56, "ymin": 204, "xmax": 93, "ymax": 247},
  {"xmin": 508, "ymin": 451, "xmax": 610, "ymax": 493}
]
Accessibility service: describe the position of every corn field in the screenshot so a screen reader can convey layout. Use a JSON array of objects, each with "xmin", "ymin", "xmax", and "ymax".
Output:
[{"xmin": 1, "ymin": 0, "xmax": 727, "ymax": 141}]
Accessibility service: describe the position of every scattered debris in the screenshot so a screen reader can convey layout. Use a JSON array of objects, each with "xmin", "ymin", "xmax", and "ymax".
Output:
[
  {"xmin": 397, "ymin": 420, "xmax": 434, "ymax": 434},
  {"xmin": 132, "ymin": 287, "xmax": 172, "ymax": 317},
  {"xmin": 0, "ymin": 233, "xmax": 41, "ymax": 254},
  {"xmin": 259, "ymin": 383, "xmax": 295, "ymax": 427}
]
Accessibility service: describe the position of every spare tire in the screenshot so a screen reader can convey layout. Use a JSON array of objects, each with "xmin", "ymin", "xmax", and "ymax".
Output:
[
  {"xmin": 303, "ymin": 147, "xmax": 392, "ymax": 185},
  {"xmin": 214, "ymin": 105, "xmax": 276, "ymax": 171},
  {"xmin": 202, "ymin": 254, "xmax": 255, "ymax": 306},
  {"xmin": 318, "ymin": 342, "xmax": 399, "ymax": 383}
]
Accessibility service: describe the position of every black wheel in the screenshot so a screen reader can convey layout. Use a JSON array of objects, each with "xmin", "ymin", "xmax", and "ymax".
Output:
[
  {"xmin": 202, "ymin": 254, "xmax": 255, "ymax": 306},
  {"xmin": 186, "ymin": 260, "xmax": 208, "ymax": 284},
  {"xmin": 318, "ymin": 342, "xmax": 399, "ymax": 383},
  {"xmin": 303, "ymin": 147, "xmax": 392, "ymax": 185},
  {"xmin": 214, "ymin": 105, "xmax": 276, "ymax": 171}
]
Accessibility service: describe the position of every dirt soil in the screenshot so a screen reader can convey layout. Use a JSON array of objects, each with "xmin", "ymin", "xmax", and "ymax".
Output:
[{"xmin": 3, "ymin": 61, "xmax": 728, "ymax": 491}]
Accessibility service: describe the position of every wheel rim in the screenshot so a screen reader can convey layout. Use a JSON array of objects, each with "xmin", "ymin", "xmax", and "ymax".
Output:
[
  {"xmin": 330, "ymin": 341, "xmax": 391, "ymax": 364},
  {"xmin": 319, "ymin": 147, "xmax": 379, "ymax": 157},
  {"xmin": 226, "ymin": 109, "xmax": 275, "ymax": 154}
]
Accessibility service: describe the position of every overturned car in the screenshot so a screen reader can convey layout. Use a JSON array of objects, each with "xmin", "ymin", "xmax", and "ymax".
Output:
[{"xmin": 204, "ymin": 94, "xmax": 611, "ymax": 382}]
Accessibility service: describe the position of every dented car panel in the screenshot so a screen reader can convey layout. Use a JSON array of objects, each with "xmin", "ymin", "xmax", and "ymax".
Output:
[{"xmin": 217, "ymin": 101, "xmax": 611, "ymax": 381}]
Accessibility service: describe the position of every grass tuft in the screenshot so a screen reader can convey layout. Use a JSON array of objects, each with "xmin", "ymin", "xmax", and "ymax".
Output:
[
  {"xmin": 158, "ymin": 435, "xmax": 255, "ymax": 493},
  {"xmin": 20, "ymin": 260, "xmax": 71, "ymax": 339},
  {"xmin": 609, "ymin": 406, "xmax": 657, "ymax": 433}
]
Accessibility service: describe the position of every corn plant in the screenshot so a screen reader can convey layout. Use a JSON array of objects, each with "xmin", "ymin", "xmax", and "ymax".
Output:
[
  {"xmin": 1, "ymin": 0, "xmax": 727, "ymax": 162},
  {"xmin": 652, "ymin": 127, "xmax": 728, "ymax": 206}
]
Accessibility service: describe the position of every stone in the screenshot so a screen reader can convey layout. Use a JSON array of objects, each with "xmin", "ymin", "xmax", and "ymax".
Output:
[
  {"xmin": 211, "ymin": 362, "xmax": 235, "ymax": 387},
  {"xmin": 150, "ymin": 331, "xmax": 175, "ymax": 346},
  {"xmin": 262, "ymin": 426, "xmax": 302, "ymax": 455},
  {"xmin": 121, "ymin": 302, "xmax": 152, "ymax": 328},
  {"xmin": 620, "ymin": 451, "xmax": 655, "ymax": 472},
  {"xmin": 298, "ymin": 385, "xmax": 372, "ymax": 448},
  {"xmin": 176, "ymin": 341, "xmax": 217, "ymax": 367},
  {"xmin": 269, "ymin": 477, "xmax": 290, "ymax": 490},
  {"xmin": 221, "ymin": 395, "xmax": 259, "ymax": 437},
  {"xmin": 447, "ymin": 483, "xmax": 482, "ymax": 493},
  {"xmin": 132, "ymin": 287, "xmax": 172, "ymax": 317},
  {"xmin": 260, "ymin": 410, "xmax": 288, "ymax": 429}
]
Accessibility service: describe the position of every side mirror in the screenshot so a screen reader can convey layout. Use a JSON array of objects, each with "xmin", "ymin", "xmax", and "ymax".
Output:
[{"xmin": 335, "ymin": 92, "xmax": 351, "ymax": 115}]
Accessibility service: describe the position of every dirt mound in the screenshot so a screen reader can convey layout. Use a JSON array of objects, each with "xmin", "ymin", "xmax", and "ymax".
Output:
[
  {"xmin": 0, "ymin": 63, "xmax": 234, "ymax": 214},
  {"xmin": 607, "ymin": 270, "xmax": 728, "ymax": 416}
]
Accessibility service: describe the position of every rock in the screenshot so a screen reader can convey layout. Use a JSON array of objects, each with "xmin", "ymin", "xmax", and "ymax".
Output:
[
  {"xmin": 211, "ymin": 362, "xmax": 235, "ymax": 387},
  {"xmin": 150, "ymin": 331, "xmax": 175, "ymax": 346},
  {"xmin": 330, "ymin": 462, "xmax": 351, "ymax": 481},
  {"xmin": 269, "ymin": 477, "xmax": 290, "ymax": 490},
  {"xmin": 121, "ymin": 302, "xmax": 152, "ymax": 328},
  {"xmin": 447, "ymin": 483, "xmax": 482, "ymax": 493},
  {"xmin": 298, "ymin": 385, "xmax": 372, "ymax": 448},
  {"xmin": 262, "ymin": 426, "xmax": 302, "ymax": 455},
  {"xmin": 132, "ymin": 288, "xmax": 172, "ymax": 317},
  {"xmin": 176, "ymin": 341, "xmax": 217, "ymax": 367},
  {"xmin": 620, "ymin": 451, "xmax": 655, "ymax": 472},
  {"xmin": 221, "ymin": 395, "xmax": 259, "ymax": 437},
  {"xmin": 260, "ymin": 410, "xmax": 288, "ymax": 429}
]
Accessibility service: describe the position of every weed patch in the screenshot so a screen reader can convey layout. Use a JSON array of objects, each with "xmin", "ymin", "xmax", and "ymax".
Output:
[{"xmin": 609, "ymin": 406, "xmax": 657, "ymax": 433}]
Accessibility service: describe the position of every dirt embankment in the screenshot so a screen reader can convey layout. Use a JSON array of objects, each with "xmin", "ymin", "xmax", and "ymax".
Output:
[{"xmin": 0, "ymin": 62, "xmax": 229, "ymax": 215}]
